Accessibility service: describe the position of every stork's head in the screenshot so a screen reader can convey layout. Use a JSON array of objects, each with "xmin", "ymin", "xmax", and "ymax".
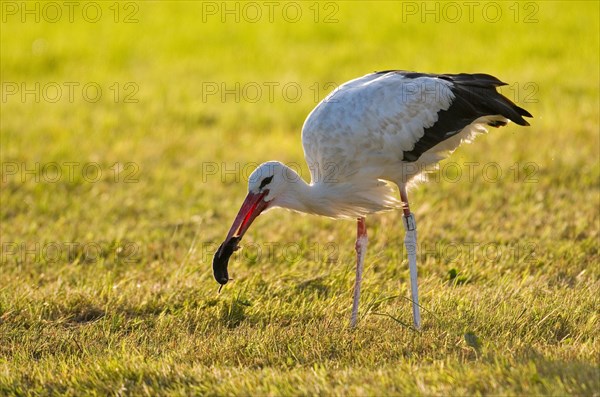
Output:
[{"xmin": 212, "ymin": 161, "xmax": 293, "ymax": 286}]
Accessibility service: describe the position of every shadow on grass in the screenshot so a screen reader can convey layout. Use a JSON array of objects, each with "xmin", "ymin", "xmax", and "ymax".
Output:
[
  {"xmin": 509, "ymin": 352, "xmax": 600, "ymax": 394},
  {"xmin": 218, "ymin": 296, "xmax": 251, "ymax": 329},
  {"xmin": 294, "ymin": 276, "xmax": 330, "ymax": 298}
]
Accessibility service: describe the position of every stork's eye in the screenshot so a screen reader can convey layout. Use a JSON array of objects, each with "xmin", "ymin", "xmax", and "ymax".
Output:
[{"xmin": 259, "ymin": 176, "xmax": 273, "ymax": 189}]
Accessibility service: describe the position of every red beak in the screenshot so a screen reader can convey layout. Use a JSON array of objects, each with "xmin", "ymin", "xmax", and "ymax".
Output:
[
  {"xmin": 224, "ymin": 190, "xmax": 270, "ymax": 241},
  {"xmin": 213, "ymin": 191, "xmax": 270, "ymax": 285}
]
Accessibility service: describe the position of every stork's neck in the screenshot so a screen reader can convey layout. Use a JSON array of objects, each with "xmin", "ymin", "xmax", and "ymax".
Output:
[
  {"xmin": 269, "ymin": 165, "xmax": 401, "ymax": 219},
  {"xmin": 272, "ymin": 171, "xmax": 324, "ymax": 215},
  {"xmin": 270, "ymin": 167, "xmax": 355, "ymax": 218}
]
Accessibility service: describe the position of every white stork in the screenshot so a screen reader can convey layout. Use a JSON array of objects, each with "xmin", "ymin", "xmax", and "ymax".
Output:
[{"xmin": 213, "ymin": 71, "xmax": 532, "ymax": 329}]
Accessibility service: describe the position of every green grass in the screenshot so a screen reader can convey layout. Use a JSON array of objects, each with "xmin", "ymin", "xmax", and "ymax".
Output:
[{"xmin": 1, "ymin": 1, "xmax": 599, "ymax": 395}]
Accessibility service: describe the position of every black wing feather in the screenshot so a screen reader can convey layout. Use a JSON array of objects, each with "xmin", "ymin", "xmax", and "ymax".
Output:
[{"xmin": 375, "ymin": 71, "xmax": 533, "ymax": 162}]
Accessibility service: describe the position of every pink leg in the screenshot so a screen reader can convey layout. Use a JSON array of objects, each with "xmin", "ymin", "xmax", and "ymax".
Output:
[
  {"xmin": 400, "ymin": 185, "xmax": 421, "ymax": 329},
  {"xmin": 350, "ymin": 217, "xmax": 367, "ymax": 328}
]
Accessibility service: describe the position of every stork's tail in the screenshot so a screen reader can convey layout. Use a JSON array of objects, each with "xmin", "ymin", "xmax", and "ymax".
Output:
[{"xmin": 444, "ymin": 73, "xmax": 533, "ymax": 127}]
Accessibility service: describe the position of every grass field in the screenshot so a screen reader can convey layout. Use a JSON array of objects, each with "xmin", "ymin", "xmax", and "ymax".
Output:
[{"xmin": 1, "ymin": 1, "xmax": 599, "ymax": 395}]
